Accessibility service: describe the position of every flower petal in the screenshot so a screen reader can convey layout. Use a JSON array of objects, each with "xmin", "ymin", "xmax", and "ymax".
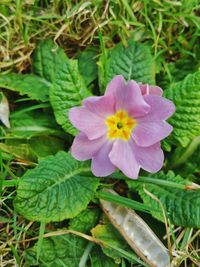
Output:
[
  {"xmin": 105, "ymin": 75, "xmax": 125, "ymax": 96},
  {"xmin": 139, "ymin": 83, "xmax": 163, "ymax": 96},
  {"xmin": 133, "ymin": 141, "xmax": 164, "ymax": 172},
  {"xmin": 71, "ymin": 132, "xmax": 106, "ymax": 160},
  {"xmin": 138, "ymin": 95, "xmax": 175, "ymax": 122},
  {"xmin": 109, "ymin": 139, "xmax": 140, "ymax": 179},
  {"xmin": 92, "ymin": 141, "xmax": 115, "ymax": 176},
  {"xmin": 68, "ymin": 106, "xmax": 107, "ymax": 140},
  {"xmin": 132, "ymin": 121, "xmax": 173, "ymax": 147},
  {"xmin": 105, "ymin": 75, "xmax": 150, "ymax": 117},
  {"xmin": 83, "ymin": 95, "xmax": 115, "ymax": 118}
]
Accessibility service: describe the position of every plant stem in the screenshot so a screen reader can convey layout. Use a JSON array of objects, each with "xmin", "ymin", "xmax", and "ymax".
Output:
[{"xmin": 108, "ymin": 173, "xmax": 197, "ymax": 190}]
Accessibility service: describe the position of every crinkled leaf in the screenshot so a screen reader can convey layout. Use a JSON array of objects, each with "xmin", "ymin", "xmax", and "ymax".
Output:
[
  {"xmin": 164, "ymin": 71, "xmax": 200, "ymax": 147},
  {"xmin": 99, "ymin": 39, "xmax": 154, "ymax": 93},
  {"xmin": 32, "ymin": 39, "xmax": 91, "ymax": 135},
  {"xmin": 50, "ymin": 58, "xmax": 91, "ymax": 135},
  {"xmin": 32, "ymin": 39, "xmax": 66, "ymax": 83},
  {"xmin": 0, "ymin": 74, "xmax": 50, "ymax": 102},
  {"xmin": 68, "ymin": 206, "xmax": 100, "ymax": 232},
  {"xmin": 127, "ymin": 171, "xmax": 200, "ymax": 228},
  {"xmin": 77, "ymin": 47, "xmax": 99, "ymax": 86},
  {"xmin": 0, "ymin": 92, "xmax": 10, "ymax": 128},
  {"xmin": 25, "ymin": 208, "xmax": 99, "ymax": 267},
  {"xmin": 14, "ymin": 151, "xmax": 99, "ymax": 222}
]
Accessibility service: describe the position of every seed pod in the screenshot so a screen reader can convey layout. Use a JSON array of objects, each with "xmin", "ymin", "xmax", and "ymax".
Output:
[{"xmin": 100, "ymin": 189, "xmax": 170, "ymax": 267}]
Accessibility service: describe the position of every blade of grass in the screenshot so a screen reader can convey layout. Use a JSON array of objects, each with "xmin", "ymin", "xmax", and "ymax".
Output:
[
  {"xmin": 37, "ymin": 222, "xmax": 46, "ymax": 262},
  {"xmin": 96, "ymin": 190, "xmax": 159, "ymax": 214}
]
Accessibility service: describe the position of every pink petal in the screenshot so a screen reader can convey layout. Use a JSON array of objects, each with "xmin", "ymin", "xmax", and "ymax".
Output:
[
  {"xmin": 105, "ymin": 75, "xmax": 125, "ymax": 96},
  {"xmin": 91, "ymin": 141, "xmax": 115, "ymax": 177},
  {"xmin": 139, "ymin": 83, "xmax": 163, "ymax": 96},
  {"xmin": 83, "ymin": 95, "xmax": 115, "ymax": 118},
  {"xmin": 109, "ymin": 139, "xmax": 140, "ymax": 179},
  {"xmin": 138, "ymin": 95, "xmax": 176, "ymax": 122},
  {"xmin": 133, "ymin": 141, "xmax": 164, "ymax": 172},
  {"xmin": 132, "ymin": 121, "xmax": 173, "ymax": 147},
  {"xmin": 68, "ymin": 106, "xmax": 107, "ymax": 140},
  {"xmin": 71, "ymin": 133, "xmax": 106, "ymax": 160},
  {"xmin": 105, "ymin": 75, "xmax": 150, "ymax": 117}
]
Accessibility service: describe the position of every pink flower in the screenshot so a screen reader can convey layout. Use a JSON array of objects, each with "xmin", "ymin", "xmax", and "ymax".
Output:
[{"xmin": 69, "ymin": 75, "xmax": 175, "ymax": 179}]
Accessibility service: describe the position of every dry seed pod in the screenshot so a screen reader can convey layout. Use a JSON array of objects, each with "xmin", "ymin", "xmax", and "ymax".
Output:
[
  {"xmin": 100, "ymin": 189, "xmax": 170, "ymax": 267},
  {"xmin": 0, "ymin": 92, "xmax": 10, "ymax": 128}
]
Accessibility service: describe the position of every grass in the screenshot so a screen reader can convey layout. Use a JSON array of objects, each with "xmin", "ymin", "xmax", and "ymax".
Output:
[
  {"xmin": 0, "ymin": 0, "xmax": 200, "ymax": 266},
  {"xmin": 0, "ymin": 1, "xmax": 199, "ymax": 74}
]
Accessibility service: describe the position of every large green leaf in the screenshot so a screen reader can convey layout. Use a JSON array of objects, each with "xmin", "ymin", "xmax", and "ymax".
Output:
[
  {"xmin": 50, "ymin": 59, "xmax": 91, "ymax": 135},
  {"xmin": 25, "ymin": 208, "xmax": 100, "ymax": 267},
  {"xmin": 99, "ymin": 39, "xmax": 154, "ymax": 93},
  {"xmin": 14, "ymin": 151, "xmax": 99, "ymax": 222},
  {"xmin": 32, "ymin": 39, "xmax": 66, "ymax": 83},
  {"xmin": 127, "ymin": 171, "xmax": 200, "ymax": 228},
  {"xmin": 33, "ymin": 39, "xmax": 91, "ymax": 135},
  {"xmin": 164, "ymin": 71, "xmax": 200, "ymax": 147},
  {"xmin": 0, "ymin": 73, "xmax": 50, "ymax": 102}
]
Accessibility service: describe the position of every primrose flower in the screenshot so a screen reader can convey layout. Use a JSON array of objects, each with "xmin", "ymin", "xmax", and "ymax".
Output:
[{"xmin": 69, "ymin": 75, "xmax": 175, "ymax": 179}]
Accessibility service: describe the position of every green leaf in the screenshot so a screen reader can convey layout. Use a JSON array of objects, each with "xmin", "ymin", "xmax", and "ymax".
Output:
[
  {"xmin": 90, "ymin": 246, "xmax": 119, "ymax": 267},
  {"xmin": 0, "ymin": 40, "xmax": 91, "ymax": 135},
  {"xmin": 50, "ymin": 58, "xmax": 91, "ymax": 135},
  {"xmin": 14, "ymin": 151, "xmax": 99, "ymax": 222},
  {"xmin": 173, "ymin": 139, "xmax": 200, "ymax": 177},
  {"xmin": 32, "ymin": 39, "xmax": 66, "ymax": 83},
  {"xmin": 69, "ymin": 207, "xmax": 100, "ymax": 232},
  {"xmin": 99, "ymin": 39, "xmax": 154, "ymax": 93},
  {"xmin": 0, "ymin": 73, "xmax": 50, "ymax": 102},
  {"xmin": 25, "ymin": 208, "xmax": 99, "ymax": 267},
  {"xmin": 1, "ymin": 136, "xmax": 65, "ymax": 162},
  {"xmin": 167, "ymin": 136, "xmax": 200, "ymax": 170},
  {"xmin": 77, "ymin": 47, "xmax": 99, "ymax": 86},
  {"xmin": 0, "ymin": 139, "xmax": 37, "ymax": 162},
  {"xmin": 91, "ymin": 219, "xmax": 139, "ymax": 264},
  {"xmin": 29, "ymin": 136, "xmax": 65, "ymax": 158},
  {"xmin": 127, "ymin": 171, "xmax": 200, "ymax": 228},
  {"xmin": 164, "ymin": 71, "xmax": 200, "ymax": 147},
  {"xmin": 33, "ymin": 39, "xmax": 91, "ymax": 135},
  {"xmin": 9, "ymin": 110, "xmax": 64, "ymax": 139}
]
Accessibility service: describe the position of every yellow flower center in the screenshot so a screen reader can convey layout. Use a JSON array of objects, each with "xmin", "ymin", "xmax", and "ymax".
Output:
[{"xmin": 105, "ymin": 110, "xmax": 137, "ymax": 141}]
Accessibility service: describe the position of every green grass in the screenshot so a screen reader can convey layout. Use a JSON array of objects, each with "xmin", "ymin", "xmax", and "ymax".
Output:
[
  {"xmin": 0, "ymin": 0, "xmax": 199, "ymax": 75},
  {"xmin": 0, "ymin": 0, "xmax": 200, "ymax": 266}
]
